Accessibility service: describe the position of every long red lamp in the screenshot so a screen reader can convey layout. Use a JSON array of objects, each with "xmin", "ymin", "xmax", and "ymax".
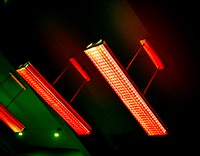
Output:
[
  {"xmin": 69, "ymin": 57, "xmax": 91, "ymax": 81},
  {"xmin": 0, "ymin": 104, "xmax": 25, "ymax": 133},
  {"xmin": 84, "ymin": 40, "xmax": 168, "ymax": 136},
  {"xmin": 16, "ymin": 62, "xmax": 92, "ymax": 135},
  {"xmin": 140, "ymin": 39, "xmax": 164, "ymax": 70}
]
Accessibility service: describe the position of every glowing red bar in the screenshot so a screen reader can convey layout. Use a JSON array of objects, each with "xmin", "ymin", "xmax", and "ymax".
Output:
[
  {"xmin": 140, "ymin": 39, "xmax": 164, "ymax": 70},
  {"xmin": 84, "ymin": 40, "xmax": 168, "ymax": 136},
  {"xmin": 0, "ymin": 104, "xmax": 25, "ymax": 132},
  {"xmin": 69, "ymin": 57, "xmax": 91, "ymax": 81},
  {"xmin": 16, "ymin": 62, "xmax": 92, "ymax": 135}
]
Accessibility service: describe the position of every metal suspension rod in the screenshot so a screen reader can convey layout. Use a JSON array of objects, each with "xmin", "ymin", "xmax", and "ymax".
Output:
[
  {"xmin": 0, "ymin": 74, "xmax": 10, "ymax": 87},
  {"xmin": 52, "ymin": 63, "xmax": 70, "ymax": 86},
  {"xmin": 70, "ymin": 80, "xmax": 87, "ymax": 103},
  {"xmin": 125, "ymin": 45, "xmax": 143, "ymax": 71},
  {"xmin": 143, "ymin": 68, "xmax": 159, "ymax": 95},
  {"xmin": 6, "ymin": 88, "xmax": 24, "ymax": 108}
]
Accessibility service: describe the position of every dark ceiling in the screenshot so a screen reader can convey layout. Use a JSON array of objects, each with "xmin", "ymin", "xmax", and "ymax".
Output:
[{"xmin": 0, "ymin": 0, "xmax": 199, "ymax": 155}]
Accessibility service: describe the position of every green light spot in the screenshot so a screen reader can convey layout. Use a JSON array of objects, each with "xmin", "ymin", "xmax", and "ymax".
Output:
[
  {"xmin": 54, "ymin": 132, "xmax": 59, "ymax": 137},
  {"xmin": 4, "ymin": 0, "xmax": 8, "ymax": 4},
  {"xmin": 18, "ymin": 132, "xmax": 23, "ymax": 136}
]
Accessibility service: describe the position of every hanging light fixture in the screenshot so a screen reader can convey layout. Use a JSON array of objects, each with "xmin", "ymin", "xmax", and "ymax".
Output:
[
  {"xmin": 16, "ymin": 62, "xmax": 92, "ymax": 135},
  {"xmin": 0, "ymin": 104, "xmax": 25, "ymax": 133},
  {"xmin": 84, "ymin": 39, "xmax": 168, "ymax": 136}
]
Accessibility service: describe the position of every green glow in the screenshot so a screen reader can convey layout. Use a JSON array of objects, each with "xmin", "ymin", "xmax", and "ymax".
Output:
[
  {"xmin": 4, "ymin": 0, "xmax": 8, "ymax": 5},
  {"xmin": 54, "ymin": 132, "xmax": 59, "ymax": 137},
  {"xmin": 18, "ymin": 132, "xmax": 23, "ymax": 136}
]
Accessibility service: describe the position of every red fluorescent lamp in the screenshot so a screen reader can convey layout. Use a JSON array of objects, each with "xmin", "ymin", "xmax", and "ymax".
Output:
[
  {"xmin": 84, "ymin": 40, "xmax": 168, "ymax": 136},
  {"xmin": 0, "ymin": 104, "xmax": 25, "ymax": 132},
  {"xmin": 69, "ymin": 57, "xmax": 91, "ymax": 81},
  {"xmin": 16, "ymin": 62, "xmax": 92, "ymax": 135},
  {"xmin": 140, "ymin": 39, "xmax": 164, "ymax": 70}
]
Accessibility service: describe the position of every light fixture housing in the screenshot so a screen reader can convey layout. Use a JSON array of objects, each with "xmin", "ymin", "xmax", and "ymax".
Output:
[
  {"xmin": 140, "ymin": 39, "xmax": 164, "ymax": 70},
  {"xmin": 0, "ymin": 104, "xmax": 25, "ymax": 133},
  {"xmin": 69, "ymin": 57, "xmax": 91, "ymax": 81},
  {"xmin": 84, "ymin": 40, "xmax": 168, "ymax": 136},
  {"xmin": 16, "ymin": 62, "xmax": 92, "ymax": 135}
]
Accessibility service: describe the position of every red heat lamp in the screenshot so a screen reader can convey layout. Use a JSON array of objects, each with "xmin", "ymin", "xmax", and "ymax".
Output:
[
  {"xmin": 84, "ymin": 39, "xmax": 168, "ymax": 136},
  {"xmin": 16, "ymin": 62, "xmax": 92, "ymax": 135},
  {"xmin": 0, "ymin": 104, "xmax": 25, "ymax": 133}
]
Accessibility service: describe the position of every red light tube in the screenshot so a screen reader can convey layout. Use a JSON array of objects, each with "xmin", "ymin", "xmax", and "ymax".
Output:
[
  {"xmin": 16, "ymin": 62, "xmax": 92, "ymax": 135},
  {"xmin": 140, "ymin": 39, "xmax": 164, "ymax": 70},
  {"xmin": 0, "ymin": 104, "xmax": 25, "ymax": 133},
  {"xmin": 84, "ymin": 40, "xmax": 168, "ymax": 136},
  {"xmin": 69, "ymin": 57, "xmax": 91, "ymax": 81}
]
